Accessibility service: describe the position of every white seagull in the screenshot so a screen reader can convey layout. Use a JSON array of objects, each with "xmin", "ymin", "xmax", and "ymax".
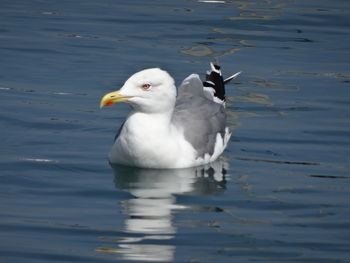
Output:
[{"xmin": 100, "ymin": 63, "xmax": 241, "ymax": 169}]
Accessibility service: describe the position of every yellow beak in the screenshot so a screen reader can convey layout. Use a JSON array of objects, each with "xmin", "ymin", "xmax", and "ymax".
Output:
[{"xmin": 100, "ymin": 90, "xmax": 131, "ymax": 108}]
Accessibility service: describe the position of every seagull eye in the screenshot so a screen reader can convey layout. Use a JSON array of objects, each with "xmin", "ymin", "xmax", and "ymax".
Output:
[{"xmin": 140, "ymin": 83, "xmax": 151, "ymax": 90}]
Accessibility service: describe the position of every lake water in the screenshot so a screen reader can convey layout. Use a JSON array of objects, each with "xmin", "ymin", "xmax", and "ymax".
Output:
[{"xmin": 1, "ymin": 0, "xmax": 349, "ymax": 262}]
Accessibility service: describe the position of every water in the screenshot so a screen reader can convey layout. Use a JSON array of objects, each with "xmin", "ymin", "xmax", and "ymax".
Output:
[{"xmin": 1, "ymin": 0, "xmax": 349, "ymax": 262}]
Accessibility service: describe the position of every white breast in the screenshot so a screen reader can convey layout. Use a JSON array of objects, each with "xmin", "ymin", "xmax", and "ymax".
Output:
[{"xmin": 109, "ymin": 112, "xmax": 197, "ymax": 168}]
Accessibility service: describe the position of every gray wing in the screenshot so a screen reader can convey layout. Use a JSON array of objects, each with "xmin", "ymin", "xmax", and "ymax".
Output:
[{"xmin": 171, "ymin": 74, "xmax": 226, "ymax": 158}]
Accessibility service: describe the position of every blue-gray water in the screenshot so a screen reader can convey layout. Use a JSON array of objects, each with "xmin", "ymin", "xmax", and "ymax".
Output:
[{"xmin": 1, "ymin": 0, "xmax": 349, "ymax": 262}]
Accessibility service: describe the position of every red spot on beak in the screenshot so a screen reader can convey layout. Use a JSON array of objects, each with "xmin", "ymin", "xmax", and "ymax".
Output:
[{"xmin": 105, "ymin": 100, "xmax": 113, "ymax": 106}]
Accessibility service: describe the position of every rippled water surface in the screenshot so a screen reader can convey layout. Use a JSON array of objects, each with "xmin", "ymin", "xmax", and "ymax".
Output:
[{"xmin": 1, "ymin": 0, "xmax": 350, "ymax": 262}]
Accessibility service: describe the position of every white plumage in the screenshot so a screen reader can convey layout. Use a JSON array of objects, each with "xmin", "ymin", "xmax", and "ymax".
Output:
[{"xmin": 100, "ymin": 63, "xmax": 240, "ymax": 169}]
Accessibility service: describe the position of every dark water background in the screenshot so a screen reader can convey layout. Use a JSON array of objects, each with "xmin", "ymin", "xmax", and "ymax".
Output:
[{"xmin": 1, "ymin": 0, "xmax": 349, "ymax": 262}]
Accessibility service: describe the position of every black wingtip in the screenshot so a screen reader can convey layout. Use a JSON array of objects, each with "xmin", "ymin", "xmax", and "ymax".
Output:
[
  {"xmin": 203, "ymin": 63, "xmax": 225, "ymax": 101},
  {"xmin": 203, "ymin": 63, "xmax": 240, "ymax": 101}
]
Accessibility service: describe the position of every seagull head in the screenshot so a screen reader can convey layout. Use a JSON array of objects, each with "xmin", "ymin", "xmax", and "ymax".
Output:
[{"xmin": 100, "ymin": 68, "xmax": 177, "ymax": 114}]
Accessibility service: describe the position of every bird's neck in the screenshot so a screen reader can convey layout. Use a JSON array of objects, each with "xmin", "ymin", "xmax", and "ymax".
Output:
[{"xmin": 127, "ymin": 110, "xmax": 173, "ymax": 132}]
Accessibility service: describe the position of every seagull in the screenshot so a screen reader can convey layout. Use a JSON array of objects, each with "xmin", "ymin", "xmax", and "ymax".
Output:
[{"xmin": 100, "ymin": 63, "xmax": 241, "ymax": 169}]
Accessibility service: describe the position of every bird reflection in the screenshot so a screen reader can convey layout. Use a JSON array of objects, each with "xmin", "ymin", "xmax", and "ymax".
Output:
[{"xmin": 97, "ymin": 161, "xmax": 228, "ymax": 262}]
